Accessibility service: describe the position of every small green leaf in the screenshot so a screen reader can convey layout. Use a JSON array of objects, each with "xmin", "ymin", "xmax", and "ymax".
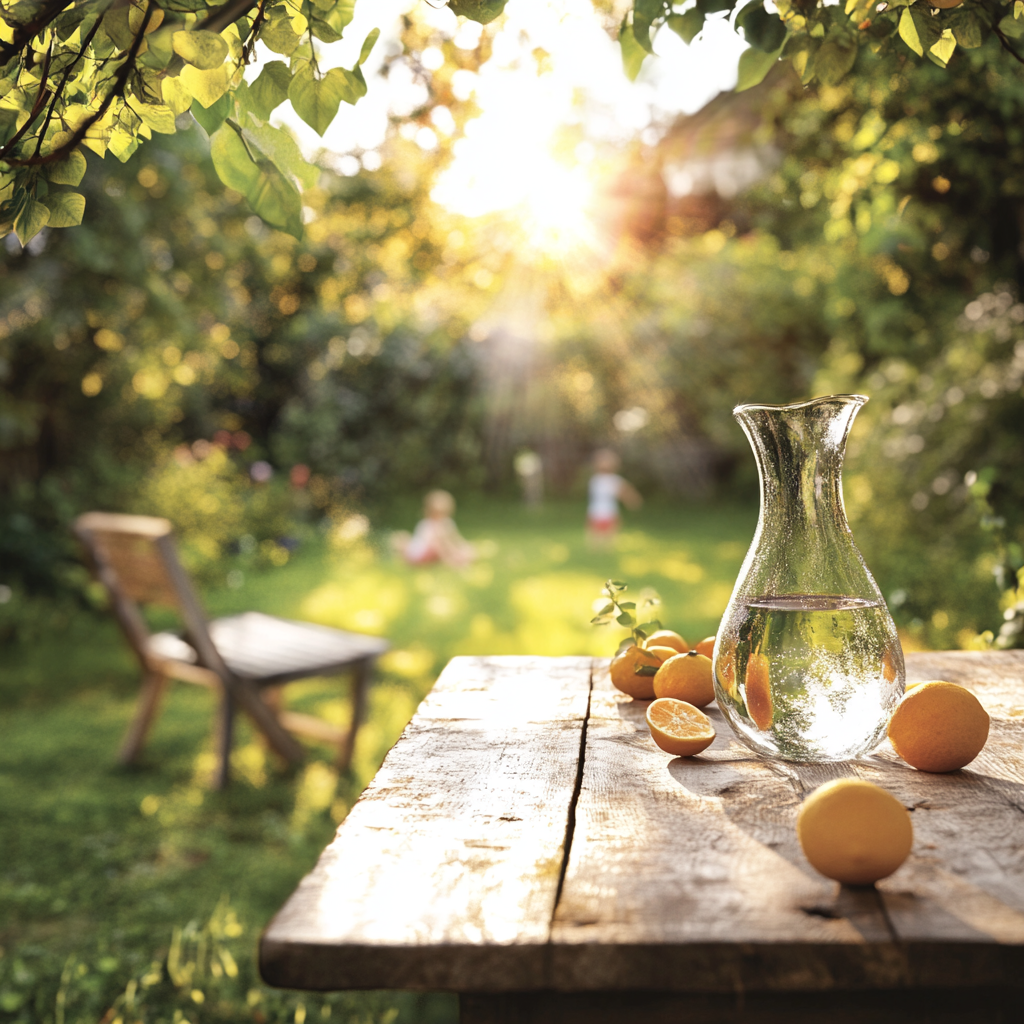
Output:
[
  {"xmin": 447, "ymin": 0, "xmax": 507, "ymax": 24},
  {"xmin": 210, "ymin": 123, "xmax": 303, "ymax": 238},
  {"xmin": 180, "ymin": 64, "xmax": 232, "ymax": 108},
  {"xmin": 999, "ymin": 13, "xmax": 1024, "ymax": 38},
  {"xmin": 590, "ymin": 616, "xmax": 611, "ymax": 625},
  {"xmin": 898, "ymin": 8, "xmax": 924, "ymax": 55},
  {"xmin": 45, "ymin": 150, "xmax": 87, "ymax": 186},
  {"xmin": 191, "ymin": 93, "xmax": 232, "ymax": 135},
  {"xmin": 619, "ymin": 14, "xmax": 648, "ymax": 81},
  {"xmin": 667, "ymin": 9, "xmax": 704, "ymax": 44},
  {"xmin": 250, "ymin": 60, "xmax": 292, "ymax": 119},
  {"xmin": 735, "ymin": 44, "xmax": 781, "ymax": 91},
  {"xmin": 14, "ymin": 199, "xmax": 49, "ymax": 245},
  {"xmin": 814, "ymin": 32, "xmax": 858, "ymax": 85},
  {"xmin": 736, "ymin": 0, "xmax": 786, "ymax": 53},
  {"xmin": 259, "ymin": 16, "xmax": 303, "ymax": 55},
  {"xmin": 788, "ymin": 37, "xmax": 820, "ymax": 85},
  {"xmin": 41, "ymin": 191, "xmax": 85, "ymax": 227},
  {"xmin": 609, "ymin": 580, "xmax": 627, "ymax": 590},
  {"xmin": 616, "ymin": 612, "xmax": 635, "ymax": 626},
  {"xmin": 635, "ymin": 664, "xmax": 659, "ymax": 677},
  {"xmin": 288, "ymin": 64, "xmax": 363, "ymax": 135},
  {"xmin": 173, "ymin": 30, "xmax": 230, "ymax": 69},
  {"xmin": 632, "ymin": 0, "xmax": 664, "ymax": 54},
  {"xmin": 637, "ymin": 620, "xmax": 662, "ymax": 634},
  {"xmin": 137, "ymin": 103, "xmax": 177, "ymax": 134},
  {"xmin": 358, "ymin": 27, "xmax": 380, "ymax": 64},
  {"xmin": 949, "ymin": 9, "xmax": 983, "ymax": 48},
  {"xmin": 243, "ymin": 121, "xmax": 320, "ymax": 190},
  {"xmin": 619, "ymin": 601, "xmax": 636, "ymax": 610},
  {"xmin": 929, "ymin": 27, "xmax": 956, "ymax": 67},
  {"xmin": 162, "ymin": 76, "xmax": 194, "ymax": 116}
]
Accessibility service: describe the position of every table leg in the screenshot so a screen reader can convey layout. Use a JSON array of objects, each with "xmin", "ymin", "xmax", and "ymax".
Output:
[
  {"xmin": 337, "ymin": 658, "xmax": 371, "ymax": 773},
  {"xmin": 460, "ymin": 988, "xmax": 1022, "ymax": 1024}
]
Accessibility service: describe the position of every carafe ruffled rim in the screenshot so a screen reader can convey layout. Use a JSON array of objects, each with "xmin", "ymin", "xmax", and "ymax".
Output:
[{"xmin": 732, "ymin": 394, "xmax": 868, "ymax": 416}]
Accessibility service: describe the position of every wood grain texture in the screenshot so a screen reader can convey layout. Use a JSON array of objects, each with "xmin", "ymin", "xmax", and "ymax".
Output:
[
  {"xmin": 550, "ymin": 651, "xmax": 1024, "ymax": 993},
  {"xmin": 260, "ymin": 656, "xmax": 593, "ymax": 992},
  {"xmin": 260, "ymin": 651, "xmax": 1024, "ymax": 996}
]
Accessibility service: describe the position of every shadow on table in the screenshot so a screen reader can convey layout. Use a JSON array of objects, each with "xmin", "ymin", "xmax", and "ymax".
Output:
[{"xmin": 649, "ymin": 707, "xmax": 1024, "ymax": 945}]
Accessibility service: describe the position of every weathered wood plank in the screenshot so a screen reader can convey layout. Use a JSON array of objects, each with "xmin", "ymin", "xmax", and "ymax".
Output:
[
  {"xmin": 549, "ymin": 661, "xmax": 903, "ymax": 993},
  {"xmin": 549, "ymin": 652, "xmax": 1024, "ymax": 993},
  {"xmin": 260, "ymin": 656, "xmax": 592, "ymax": 992},
  {"xmin": 262, "ymin": 651, "xmax": 1024, "ymax": 997},
  {"xmin": 868, "ymin": 650, "xmax": 1024, "ymax": 968}
]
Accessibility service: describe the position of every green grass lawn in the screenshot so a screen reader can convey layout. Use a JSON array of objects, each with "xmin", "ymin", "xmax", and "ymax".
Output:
[{"xmin": 0, "ymin": 496, "xmax": 754, "ymax": 1024}]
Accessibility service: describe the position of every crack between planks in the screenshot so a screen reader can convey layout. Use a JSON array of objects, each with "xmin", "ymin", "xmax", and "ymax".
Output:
[
  {"xmin": 872, "ymin": 886, "xmax": 900, "ymax": 944},
  {"xmin": 549, "ymin": 659, "xmax": 593, "ymax": 934}
]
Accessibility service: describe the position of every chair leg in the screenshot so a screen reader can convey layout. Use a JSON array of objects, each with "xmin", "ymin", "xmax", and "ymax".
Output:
[
  {"xmin": 232, "ymin": 680, "xmax": 305, "ymax": 765},
  {"xmin": 213, "ymin": 685, "xmax": 235, "ymax": 790},
  {"xmin": 337, "ymin": 658, "xmax": 371, "ymax": 773},
  {"xmin": 118, "ymin": 670, "xmax": 169, "ymax": 765}
]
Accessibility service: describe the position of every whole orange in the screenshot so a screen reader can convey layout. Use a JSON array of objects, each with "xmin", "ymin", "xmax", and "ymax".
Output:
[
  {"xmin": 653, "ymin": 651, "xmax": 715, "ymax": 707},
  {"xmin": 695, "ymin": 635, "xmax": 715, "ymax": 659},
  {"xmin": 646, "ymin": 644, "xmax": 682, "ymax": 664},
  {"xmin": 887, "ymin": 680, "xmax": 989, "ymax": 772},
  {"xmin": 645, "ymin": 629, "xmax": 688, "ymax": 653},
  {"xmin": 610, "ymin": 645, "xmax": 660, "ymax": 699},
  {"xmin": 798, "ymin": 779, "xmax": 913, "ymax": 885}
]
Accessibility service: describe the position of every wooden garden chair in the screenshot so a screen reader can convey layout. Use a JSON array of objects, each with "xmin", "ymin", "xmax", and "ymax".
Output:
[{"xmin": 73, "ymin": 511, "xmax": 389, "ymax": 789}]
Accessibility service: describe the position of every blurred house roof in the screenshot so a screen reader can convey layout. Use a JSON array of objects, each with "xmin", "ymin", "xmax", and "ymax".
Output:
[{"xmin": 597, "ymin": 65, "xmax": 799, "ymax": 243}]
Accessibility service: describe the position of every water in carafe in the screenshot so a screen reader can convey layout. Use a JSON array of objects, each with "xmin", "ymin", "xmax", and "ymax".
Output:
[{"xmin": 714, "ymin": 397, "xmax": 904, "ymax": 761}]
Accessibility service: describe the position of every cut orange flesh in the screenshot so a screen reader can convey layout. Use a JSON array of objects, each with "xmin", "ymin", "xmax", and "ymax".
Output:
[{"xmin": 646, "ymin": 698, "xmax": 716, "ymax": 757}]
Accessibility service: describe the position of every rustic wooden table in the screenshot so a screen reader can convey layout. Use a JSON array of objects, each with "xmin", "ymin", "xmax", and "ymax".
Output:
[{"xmin": 260, "ymin": 652, "xmax": 1024, "ymax": 1023}]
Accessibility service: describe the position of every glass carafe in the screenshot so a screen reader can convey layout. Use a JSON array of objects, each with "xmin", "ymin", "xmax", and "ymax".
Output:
[{"xmin": 714, "ymin": 395, "xmax": 904, "ymax": 761}]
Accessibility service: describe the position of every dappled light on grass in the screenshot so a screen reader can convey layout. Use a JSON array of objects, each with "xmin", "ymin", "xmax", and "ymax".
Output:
[
  {"xmin": 0, "ymin": 497, "xmax": 752, "ymax": 1024},
  {"xmin": 273, "ymin": 500, "xmax": 754, "ymax": 679}
]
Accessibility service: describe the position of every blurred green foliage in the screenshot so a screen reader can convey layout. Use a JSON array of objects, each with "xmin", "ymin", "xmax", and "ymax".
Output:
[{"xmin": 3, "ymin": 26, "xmax": 1024, "ymax": 648}]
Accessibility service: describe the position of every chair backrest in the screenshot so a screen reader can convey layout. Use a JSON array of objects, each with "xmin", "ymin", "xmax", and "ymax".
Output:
[
  {"xmin": 74, "ymin": 512, "xmax": 180, "ymax": 607},
  {"xmin": 73, "ymin": 512, "xmax": 229, "ymax": 678}
]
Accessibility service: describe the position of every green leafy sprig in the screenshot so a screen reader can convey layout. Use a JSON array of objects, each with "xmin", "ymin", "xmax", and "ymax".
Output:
[{"xmin": 591, "ymin": 579, "xmax": 662, "ymax": 666}]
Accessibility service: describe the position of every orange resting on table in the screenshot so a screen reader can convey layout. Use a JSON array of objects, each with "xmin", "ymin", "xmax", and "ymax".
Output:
[
  {"xmin": 610, "ymin": 645, "xmax": 661, "ymax": 699},
  {"xmin": 744, "ymin": 652, "xmax": 773, "ymax": 730},
  {"xmin": 653, "ymin": 651, "xmax": 715, "ymax": 707},
  {"xmin": 646, "ymin": 698, "xmax": 715, "ymax": 757},
  {"xmin": 797, "ymin": 778, "xmax": 913, "ymax": 885},
  {"xmin": 644, "ymin": 629, "xmax": 689, "ymax": 653},
  {"xmin": 887, "ymin": 680, "xmax": 989, "ymax": 772}
]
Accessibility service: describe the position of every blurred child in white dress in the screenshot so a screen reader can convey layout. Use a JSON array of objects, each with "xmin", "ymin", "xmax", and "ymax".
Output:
[
  {"xmin": 586, "ymin": 449, "xmax": 642, "ymax": 548},
  {"xmin": 392, "ymin": 490, "xmax": 475, "ymax": 568}
]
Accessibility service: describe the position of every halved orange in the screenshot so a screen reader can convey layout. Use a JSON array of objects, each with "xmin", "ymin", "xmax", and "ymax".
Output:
[{"xmin": 646, "ymin": 698, "xmax": 715, "ymax": 757}]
